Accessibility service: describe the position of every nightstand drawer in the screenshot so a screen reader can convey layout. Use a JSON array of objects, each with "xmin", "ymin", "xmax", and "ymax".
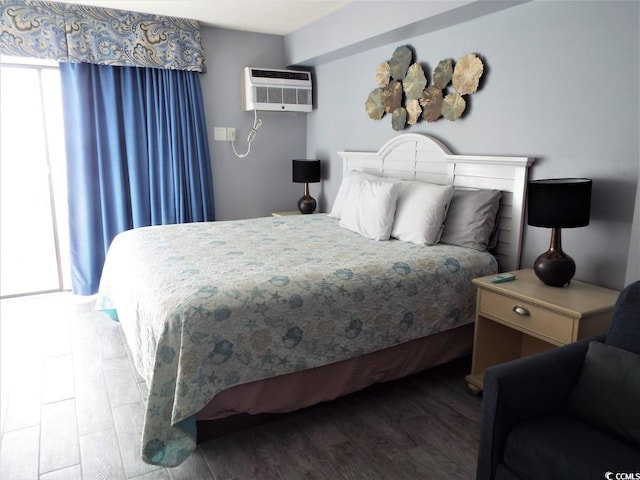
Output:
[{"xmin": 479, "ymin": 290, "xmax": 573, "ymax": 344}]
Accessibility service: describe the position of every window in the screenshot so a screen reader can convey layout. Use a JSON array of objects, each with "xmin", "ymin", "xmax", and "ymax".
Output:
[{"xmin": 0, "ymin": 55, "xmax": 70, "ymax": 297}]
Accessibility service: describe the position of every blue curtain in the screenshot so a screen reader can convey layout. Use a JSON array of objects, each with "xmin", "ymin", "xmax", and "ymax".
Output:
[{"xmin": 59, "ymin": 62, "xmax": 215, "ymax": 295}]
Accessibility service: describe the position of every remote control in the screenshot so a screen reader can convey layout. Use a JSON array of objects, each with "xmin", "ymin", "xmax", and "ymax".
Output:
[{"xmin": 490, "ymin": 273, "xmax": 517, "ymax": 283}]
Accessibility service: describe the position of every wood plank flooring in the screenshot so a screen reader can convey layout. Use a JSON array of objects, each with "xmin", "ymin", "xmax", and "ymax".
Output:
[{"xmin": 0, "ymin": 293, "xmax": 483, "ymax": 479}]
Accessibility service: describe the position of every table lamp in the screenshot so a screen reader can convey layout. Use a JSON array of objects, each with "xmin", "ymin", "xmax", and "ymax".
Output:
[
  {"xmin": 527, "ymin": 178, "xmax": 592, "ymax": 287},
  {"xmin": 292, "ymin": 159, "xmax": 321, "ymax": 214}
]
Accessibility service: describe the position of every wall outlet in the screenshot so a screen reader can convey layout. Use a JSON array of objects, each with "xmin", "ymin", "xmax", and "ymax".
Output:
[{"xmin": 214, "ymin": 127, "xmax": 236, "ymax": 142}]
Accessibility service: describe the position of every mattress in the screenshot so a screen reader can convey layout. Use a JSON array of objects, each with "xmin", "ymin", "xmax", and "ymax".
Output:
[{"xmin": 97, "ymin": 214, "xmax": 497, "ymax": 466}]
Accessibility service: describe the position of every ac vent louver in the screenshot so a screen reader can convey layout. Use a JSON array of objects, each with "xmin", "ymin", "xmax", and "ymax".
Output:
[{"xmin": 242, "ymin": 67, "xmax": 312, "ymax": 113}]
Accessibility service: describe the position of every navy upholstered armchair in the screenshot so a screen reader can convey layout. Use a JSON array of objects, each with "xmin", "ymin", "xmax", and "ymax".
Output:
[{"xmin": 477, "ymin": 281, "xmax": 640, "ymax": 480}]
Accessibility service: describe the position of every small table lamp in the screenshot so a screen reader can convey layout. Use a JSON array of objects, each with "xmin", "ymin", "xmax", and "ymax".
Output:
[
  {"xmin": 292, "ymin": 159, "xmax": 321, "ymax": 214},
  {"xmin": 527, "ymin": 178, "xmax": 592, "ymax": 287}
]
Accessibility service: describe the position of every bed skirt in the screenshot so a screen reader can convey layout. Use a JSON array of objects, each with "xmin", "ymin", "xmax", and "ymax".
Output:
[{"xmin": 195, "ymin": 323, "xmax": 473, "ymax": 435}]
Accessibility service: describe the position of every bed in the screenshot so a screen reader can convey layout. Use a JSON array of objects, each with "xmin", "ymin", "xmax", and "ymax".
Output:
[{"xmin": 97, "ymin": 133, "xmax": 533, "ymax": 467}]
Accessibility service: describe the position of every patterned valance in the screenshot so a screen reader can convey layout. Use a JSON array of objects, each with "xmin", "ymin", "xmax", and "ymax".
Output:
[{"xmin": 0, "ymin": 0, "xmax": 206, "ymax": 72}]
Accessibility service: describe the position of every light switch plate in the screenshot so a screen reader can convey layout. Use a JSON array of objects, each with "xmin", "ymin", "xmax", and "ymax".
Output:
[{"xmin": 213, "ymin": 127, "xmax": 227, "ymax": 141}]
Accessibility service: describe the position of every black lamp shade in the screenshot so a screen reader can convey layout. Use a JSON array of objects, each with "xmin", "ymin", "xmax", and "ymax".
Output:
[
  {"xmin": 292, "ymin": 160, "xmax": 321, "ymax": 183},
  {"xmin": 527, "ymin": 178, "xmax": 592, "ymax": 228}
]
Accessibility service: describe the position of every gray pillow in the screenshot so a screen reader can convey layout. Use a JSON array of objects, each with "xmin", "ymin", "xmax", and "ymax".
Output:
[
  {"xmin": 440, "ymin": 188, "xmax": 502, "ymax": 251},
  {"xmin": 566, "ymin": 341, "xmax": 640, "ymax": 447}
]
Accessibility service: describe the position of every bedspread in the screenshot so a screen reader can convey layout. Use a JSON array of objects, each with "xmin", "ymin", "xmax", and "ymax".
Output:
[{"xmin": 97, "ymin": 214, "xmax": 497, "ymax": 466}]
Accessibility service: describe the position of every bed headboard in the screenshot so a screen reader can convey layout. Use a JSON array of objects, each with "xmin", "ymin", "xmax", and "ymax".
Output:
[{"xmin": 337, "ymin": 133, "xmax": 534, "ymax": 272}]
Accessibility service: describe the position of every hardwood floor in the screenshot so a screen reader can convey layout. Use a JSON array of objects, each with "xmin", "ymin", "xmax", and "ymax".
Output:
[{"xmin": 0, "ymin": 293, "xmax": 483, "ymax": 479}]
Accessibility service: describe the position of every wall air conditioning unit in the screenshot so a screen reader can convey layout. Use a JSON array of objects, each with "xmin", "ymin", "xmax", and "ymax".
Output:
[{"xmin": 242, "ymin": 67, "xmax": 312, "ymax": 113}]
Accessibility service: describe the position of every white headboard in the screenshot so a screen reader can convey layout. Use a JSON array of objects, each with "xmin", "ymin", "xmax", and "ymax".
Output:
[{"xmin": 337, "ymin": 133, "xmax": 534, "ymax": 272}]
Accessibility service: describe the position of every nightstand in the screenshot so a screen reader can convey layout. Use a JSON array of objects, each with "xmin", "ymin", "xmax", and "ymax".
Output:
[{"xmin": 465, "ymin": 268, "xmax": 619, "ymax": 394}]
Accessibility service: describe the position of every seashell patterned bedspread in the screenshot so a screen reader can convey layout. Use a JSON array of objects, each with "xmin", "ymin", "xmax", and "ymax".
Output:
[{"xmin": 97, "ymin": 214, "xmax": 497, "ymax": 467}]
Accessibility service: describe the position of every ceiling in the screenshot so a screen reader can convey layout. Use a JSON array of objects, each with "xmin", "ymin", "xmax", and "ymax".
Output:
[{"xmin": 59, "ymin": 0, "xmax": 351, "ymax": 35}]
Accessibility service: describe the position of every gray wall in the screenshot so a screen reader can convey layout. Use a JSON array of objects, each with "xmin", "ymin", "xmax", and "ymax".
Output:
[
  {"xmin": 200, "ymin": 27, "xmax": 308, "ymax": 221},
  {"xmin": 298, "ymin": 0, "xmax": 639, "ymax": 290},
  {"xmin": 285, "ymin": 1, "xmax": 529, "ymax": 66}
]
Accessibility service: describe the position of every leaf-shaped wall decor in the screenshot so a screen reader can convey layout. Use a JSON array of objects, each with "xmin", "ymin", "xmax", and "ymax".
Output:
[
  {"xmin": 380, "ymin": 81, "xmax": 403, "ymax": 114},
  {"xmin": 406, "ymin": 99, "xmax": 422, "ymax": 125},
  {"xmin": 391, "ymin": 107, "xmax": 407, "ymax": 131},
  {"xmin": 420, "ymin": 86, "xmax": 443, "ymax": 122},
  {"xmin": 389, "ymin": 46, "xmax": 412, "ymax": 81},
  {"xmin": 376, "ymin": 62, "xmax": 391, "ymax": 87},
  {"xmin": 403, "ymin": 63, "xmax": 427, "ymax": 100},
  {"xmin": 442, "ymin": 92, "xmax": 466, "ymax": 121},
  {"xmin": 365, "ymin": 88, "xmax": 385, "ymax": 120},
  {"xmin": 452, "ymin": 53, "xmax": 484, "ymax": 95},
  {"xmin": 366, "ymin": 47, "xmax": 485, "ymax": 129},
  {"xmin": 433, "ymin": 59, "xmax": 453, "ymax": 90}
]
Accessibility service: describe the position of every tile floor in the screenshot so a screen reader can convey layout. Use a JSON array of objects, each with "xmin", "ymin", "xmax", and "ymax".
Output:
[{"xmin": 0, "ymin": 293, "xmax": 483, "ymax": 480}]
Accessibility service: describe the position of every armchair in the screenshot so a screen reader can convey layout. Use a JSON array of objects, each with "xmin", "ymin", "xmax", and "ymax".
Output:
[{"xmin": 477, "ymin": 280, "xmax": 640, "ymax": 480}]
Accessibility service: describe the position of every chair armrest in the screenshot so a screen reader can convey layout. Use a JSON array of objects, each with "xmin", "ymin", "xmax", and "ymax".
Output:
[{"xmin": 476, "ymin": 333, "xmax": 605, "ymax": 480}]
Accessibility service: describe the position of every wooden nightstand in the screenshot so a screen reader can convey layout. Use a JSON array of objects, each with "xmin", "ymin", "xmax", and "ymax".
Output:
[{"xmin": 465, "ymin": 268, "xmax": 619, "ymax": 394}]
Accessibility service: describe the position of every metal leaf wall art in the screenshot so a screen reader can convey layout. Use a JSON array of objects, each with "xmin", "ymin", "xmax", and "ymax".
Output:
[
  {"xmin": 381, "ymin": 81, "xmax": 402, "ymax": 113},
  {"xmin": 406, "ymin": 99, "xmax": 422, "ymax": 125},
  {"xmin": 389, "ymin": 46, "xmax": 412, "ymax": 80},
  {"xmin": 420, "ymin": 86, "xmax": 443, "ymax": 123},
  {"xmin": 365, "ymin": 46, "xmax": 485, "ymax": 130},
  {"xmin": 433, "ymin": 59, "xmax": 453, "ymax": 90},
  {"xmin": 365, "ymin": 89, "xmax": 384, "ymax": 120},
  {"xmin": 376, "ymin": 62, "xmax": 390, "ymax": 87},
  {"xmin": 442, "ymin": 93, "xmax": 466, "ymax": 121},
  {"xmin": 402, "ymin": 63, "xmax": 427, "ymax": 100},
  {"xmin": 452, "ymin": 54, "xmax": 484, "ymax": 95}
]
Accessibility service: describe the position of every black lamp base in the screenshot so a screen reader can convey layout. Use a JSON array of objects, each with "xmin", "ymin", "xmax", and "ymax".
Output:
[
  {"xmin": 534, "ymin": 250, "xmax": 576, "ymax": 287},
  {"xmin": 298, "ymin": 195, "xmax": 316, "ymax": 214},
  {"xmin": 533, "ymin": 228, "xmax": 575, "ymax": 287}
]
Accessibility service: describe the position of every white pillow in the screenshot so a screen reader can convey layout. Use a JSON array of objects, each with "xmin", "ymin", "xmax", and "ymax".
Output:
[
  {"xmin": 339, "ymin": 175, "xmax": 402, "ymax": 240},
  {"xmin": 328, "ymin": 173, "xmax": 354, "ymax": 219},
  {"xmin": 391, "ymin": 181, "xmax": 454, "ymax": 245},
  {"xmin": 329, "ymin": 171, "xmax": 397, "ymax": 219}
]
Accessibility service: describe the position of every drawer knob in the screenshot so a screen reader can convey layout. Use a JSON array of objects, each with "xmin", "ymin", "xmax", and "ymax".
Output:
[{"xmin": 513, "ymin": 305, "xmax": 530, "ymax": 316}]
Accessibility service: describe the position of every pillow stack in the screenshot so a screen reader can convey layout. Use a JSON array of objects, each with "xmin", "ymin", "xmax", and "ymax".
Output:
[{"xmin": 329, "ymin": 171, "xmax": 502, "ymax": 251}]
